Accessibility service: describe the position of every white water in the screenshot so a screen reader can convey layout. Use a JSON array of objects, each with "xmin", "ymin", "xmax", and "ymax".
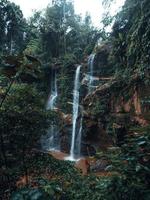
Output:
[
  {"xmin": 76, "ymin": 115, "xmax": 83, "ymax": 156},
  {"xmin": 42, "ymin": 70, "xmax": 59, "ymax": 151},
  {"xmin": 88, "ymin": 54, "xmax": 95, "ymax": 93},
  {"xmin": 65, "ymin": 65, "xmax": 81, "ymax": 161},
  {"xmin": 47, "ymin": 70, "xmax": 58, "ymax": 110}
]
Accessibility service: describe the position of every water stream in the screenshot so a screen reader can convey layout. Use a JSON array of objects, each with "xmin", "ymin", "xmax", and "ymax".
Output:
[
  {"xmin": 88, "ymin": 54, "xmax": 95, "ymax": 93},
  {"xmin": 41, "ymin": 70, "xmax": 59, "ymax": 151},
  {"xmin": 47, "ymin": 70, "xmax": 58, "ymax": 110},
  {"xmin": 76, "ymin": 114, "xmax": 83, "ymax": 156},
  {"xmin": 65, "ymin": 65, "xmax": 82, "ymax": 161}
]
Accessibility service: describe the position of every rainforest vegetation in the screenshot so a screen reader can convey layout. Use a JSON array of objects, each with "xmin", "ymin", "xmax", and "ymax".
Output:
[{"xmin": 0, "ymin": 0, "xmax": 150, "ymax": 199}]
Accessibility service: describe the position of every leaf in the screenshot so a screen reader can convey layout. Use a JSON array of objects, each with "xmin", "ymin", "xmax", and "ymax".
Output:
[
  {"xmin": 138, "ymin": 141, "xmax": 146, "ymax": 146},
  {"xmin": 10, "ymin": 188, "xmax": 50, "ymax": 200},
  {"xmin": 135, "ymin": 165, "xmax": 141, "ymax": 172},
  {"xmin": 25, "ymin": 55, "xmax": 41, "ymax": 65},
  {"xmin": 3, "ymin": 55, "xmax": 22, "ymax": 67}
]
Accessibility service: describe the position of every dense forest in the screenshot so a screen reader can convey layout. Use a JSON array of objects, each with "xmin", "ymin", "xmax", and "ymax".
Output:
[{"xmin": 0, "ymin": 0, "xmax": 150, "ymax": 199}]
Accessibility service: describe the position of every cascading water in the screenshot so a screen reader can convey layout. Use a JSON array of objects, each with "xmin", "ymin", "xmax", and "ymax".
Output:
[
  {"xmin": 70, "ymin": 65, "xmax": 81, "ymax": 158},
  {"xmin": 88, "ymin": 54, "xmax": 95, "ymax": 93},
  {"xmin": 47, "ymin": 70, "xmax": 58, "ymax": 110},
  {"xmin": 76, "ymin": 114, "xmax": 83, "ymax": 156},
  {"xmin": 65, "ymin": 65, "xmax": 82, "ymax": 161},
  {"xmin": 41, "ymin": 70, "xmax": 59, "ymax": 151}
]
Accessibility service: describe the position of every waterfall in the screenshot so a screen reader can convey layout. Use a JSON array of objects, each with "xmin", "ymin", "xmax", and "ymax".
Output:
[
  {"xmin": 88, "ymin": 54, "xmax": 95, "ymax": 93},
  {"xmin": 70, "ymin": 65, "xmax": 81, "ymax": 158},
  {"xmin": 76, "ymin": 115, "xmax": 83, "ymax": 156},
  {"xmin": 66, "ymin": 65, "xmax": 82, "ymax": 160},
  {"xmin": 41, "ymin": 70, "xmax": 59, "ymax": 151},
  {"xmin": 47, "ymin": 70, "xmax": 58, "ymax": 110}
]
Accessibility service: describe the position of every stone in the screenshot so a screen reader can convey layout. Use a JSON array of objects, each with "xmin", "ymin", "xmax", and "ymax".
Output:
[{"xmin": 90, "ymin": 157, "xmax": 110, "ymax": 172}]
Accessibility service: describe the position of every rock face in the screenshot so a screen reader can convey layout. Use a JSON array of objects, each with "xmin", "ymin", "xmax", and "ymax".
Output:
[
  {"xmin": 81, "ymin": 116, "xmax": 113, "ymax": 152},
  {"xmin": 75, "ymin": 159, "xmax": 90, "ymax": 175},
  {"xmin": 94, "ymin": 41, "xmax": 112, "ymax": 77},
  {"xmin": 53, "ymin": 42, "xmax": 150, "ymax": 155},
  {"xmin": 81, "ymin": 42, "xmax": 150, "ymax": 150},
  {"xmin": 83, "ymin": 77, "xmax": 150, "ymax": 147}
]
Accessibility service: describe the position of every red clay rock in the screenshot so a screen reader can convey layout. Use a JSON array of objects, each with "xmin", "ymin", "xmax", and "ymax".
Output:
[{"xmin": 75, "ymin": 158, "xmax": 90, "ymax": 175}]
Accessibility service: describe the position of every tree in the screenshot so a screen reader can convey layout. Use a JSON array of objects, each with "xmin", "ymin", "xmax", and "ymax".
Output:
[
  {"xmin": 111, "ymin": 0, "xmax": 150, "ymax": 80},
  {"xmin": 0, "ymin": 0, "xmax": 27, "ymax": 55}
]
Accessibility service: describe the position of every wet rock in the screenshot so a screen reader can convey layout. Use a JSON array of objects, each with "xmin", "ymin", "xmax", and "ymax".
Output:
[
  {"xmin": 83, "ymin": 119, "xmax": 113, "ymax": 151},
  {"xmin": 60, "ymin": 127, "xmax": 71, "ymax": 153},
  {"xmin": 90, "ymin": 157, "xmax": 110, "ymax": 172},
  {"xmin": 63, "ymin": 114, "xmax": 72, "ymax": 125},
  {"xmin": 75, "ymin": 158, "xmax": 90, "ymax": 175},
  {"xmin": 54, "ymin": 108, "xmax": 72, "ymax": 125},
  {"xmin": 80, "ymin": 143, "xmax": 96, "ymax": 156}
]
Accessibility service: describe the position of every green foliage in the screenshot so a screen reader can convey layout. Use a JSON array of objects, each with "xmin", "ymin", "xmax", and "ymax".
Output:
[
  {"xmin": 9, "ymin": 128, "xmax": 150, "ymax": 199},
  {"xmin": 0, "ymin": 0, "xmax": 27, "ymax": 54},
  {"xmin": 108, "ymin": 127, "xmax": 150, "ymax": 200},
  {"xmin": 111, "ymin": 0, "xmax": 150, "ymax": 82},
  {"xmin": 11, "ymin": 188, "xmax": 50, "ymax": 200},
  {"xmin": 26, "ymin": 153, "xmax": 77, "ymax": 177},
  {"xmin": 91, "ymin": 95, "xmax": 110, "ymax": 116},
  {"xmin": 0, "ymin": 84, "xmax": 50, "ymax": 156},
  {"xmin": 1, "ymin": 0, "xmax": 150, "ymax": 199},
  {"xmin": 24, "ymin": 39, "xmax": 41, "ymax": 55},
  {"xmin": 0, "ymin": 54, "xmax": 42, "ymax": 83},
  {"xmin": 14, "ymin": 153, "xmax": 112, "ymax": 200},
  {"xmin": 57, "ymin": 54, "xmax": 77, "ymax": 112},
  {"xmin": 25, "ymin": 0, "xmax": 99, "ymax": 61}
]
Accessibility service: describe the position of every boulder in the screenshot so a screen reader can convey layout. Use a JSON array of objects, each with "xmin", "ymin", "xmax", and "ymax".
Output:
[{"xmin": 90, "ymin": 157, "xmax": 110, "ymax": 172}]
